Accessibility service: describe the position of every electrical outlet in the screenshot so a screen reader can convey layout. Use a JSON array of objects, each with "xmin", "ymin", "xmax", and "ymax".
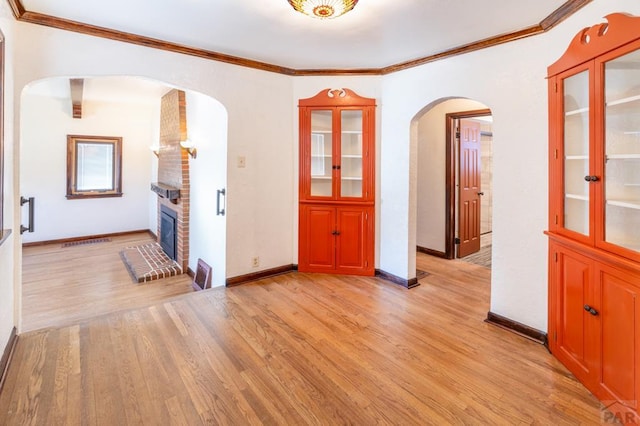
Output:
[
  {"xmin": 251, "ymin": 256, "xmax": 259, "ymax": 268},
  {"xmin": 238, "ymin": 156, "xmax": 246, "ymax": 168}
]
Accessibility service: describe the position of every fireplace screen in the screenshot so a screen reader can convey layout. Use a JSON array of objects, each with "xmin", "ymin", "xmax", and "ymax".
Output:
[{"xmin": 160, "ymin": 205, "xmax": 177, "ymax": 260}]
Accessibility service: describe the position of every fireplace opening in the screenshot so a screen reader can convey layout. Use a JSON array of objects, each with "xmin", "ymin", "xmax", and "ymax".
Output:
[{"xmin": 160, "ymin": 204, "xmax": 178, "ymax": 261}]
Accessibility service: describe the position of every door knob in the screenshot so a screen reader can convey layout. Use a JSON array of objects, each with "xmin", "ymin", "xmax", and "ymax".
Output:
[{"xmin": 583, "ymin": 304, "xmax": 599, "ymax": 316}]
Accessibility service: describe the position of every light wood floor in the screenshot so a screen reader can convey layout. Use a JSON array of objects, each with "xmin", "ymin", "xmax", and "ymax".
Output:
[
  {"xmin": 21, "ymin": 232, "xmax": 194, "ymax": 332},
  {"xmin": 2, "ymin": 249, "xmax": 602, "ymax": 424}
]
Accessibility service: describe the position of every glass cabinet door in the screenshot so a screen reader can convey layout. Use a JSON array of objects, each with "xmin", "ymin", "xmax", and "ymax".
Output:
[
  {"xmin": 340, "ymin": 110, "xmax": 363, "ymax": 198},
  {"xmin": 563, "ymin": 70, "xmax": 591, "ymax": 236},
  {"xmin": 310, "ymin": 110, "xmax": 333, "ymax": 197},
  {"xmin": 602, "ymin": 48, "xmax": 640, "ymax": 253}
]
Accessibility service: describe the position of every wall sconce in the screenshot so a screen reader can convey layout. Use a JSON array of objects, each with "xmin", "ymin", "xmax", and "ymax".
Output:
[
  {"xmin": 180, "ymin": 139, "xmax": 197, "ymax": 159},
  {"xmin": 150, "ymin": 145, "xmax": 160, "ymax": 158}
]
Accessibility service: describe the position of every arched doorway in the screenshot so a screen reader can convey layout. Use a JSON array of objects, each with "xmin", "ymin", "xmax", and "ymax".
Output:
[
  {"xmin": 411, "ymin": 97, "xmax": 493, "ymax": 268},
  {"xmin": 18, "ymin": 76, "xmax": 228, "ymax": 331}
]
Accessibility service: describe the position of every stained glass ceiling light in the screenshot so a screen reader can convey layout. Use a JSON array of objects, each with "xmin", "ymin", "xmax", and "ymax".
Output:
[{"xmin": 288, "ymin": 0, "xmax": 358, "ymax": 19}]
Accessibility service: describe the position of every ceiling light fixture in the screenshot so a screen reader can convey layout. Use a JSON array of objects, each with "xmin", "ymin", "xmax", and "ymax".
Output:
[{"xmin": 288, "ymin": 0, "xmax": 358, "ymax": 19}]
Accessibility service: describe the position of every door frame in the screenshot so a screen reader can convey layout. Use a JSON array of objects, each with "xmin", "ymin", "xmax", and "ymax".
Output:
[{"xmin": 444, "ymin": 108, "xmax": 491, "ymax": 259}]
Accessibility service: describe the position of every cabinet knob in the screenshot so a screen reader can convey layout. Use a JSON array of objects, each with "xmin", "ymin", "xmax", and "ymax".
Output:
[
  {"xmin": 477, "ymin": 192, "xmax": 484, "ymax": 196},
  {"xmin": 331, "ymin": 230, "xmax": 341, "ymax": 236},
  {"xmin": 583, "ymin": 304, "xmax": 599, "ymax": 316},
  {"xmin": 583, "ymin": 175, "xmax": 599, "ymax": 182}
]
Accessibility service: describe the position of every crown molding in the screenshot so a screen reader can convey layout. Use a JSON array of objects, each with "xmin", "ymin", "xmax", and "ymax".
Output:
[{"xmin": 6, "ymin": 0, "xmax": 592, "ymax": 76}]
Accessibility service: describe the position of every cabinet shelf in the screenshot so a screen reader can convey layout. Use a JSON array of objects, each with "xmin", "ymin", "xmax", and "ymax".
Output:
[
  {"xmin": 606, "ymin": 94, "xmax": 640, "ymax": 107},
  {"xmin": 565, "ymin": 155, "xmax": 588, "ymax": 160},
  {"xmin": 566, "ymin": 193, "xmax": 588, "ymax": 201},
  {"xmin": 311, "ymin": 154, "xmax": 332, "ymax": 158},
  {"xmin": 341, "ymin": 177, "xmax": 362, "ymax": 181},
  {"xmin": 341, "ymin": 130, "xmax": 362, "ymax": 134},
  {"xmin": 607, "ymin": 199, "xmax": 640, "ymax": 210},
  {"xmin": 565, "ymin": 107, "xmax": 589, "ymax": 116},
  {"xmin": 311, "ymin": 176, "xmax": 332, "ymax": 180},
  {"xmin": 341, "ymin": 154, "xmax": 362, "ymax": 158},
  {"xmin": 606, "ymin": 154, "xmax": 640, "ymax": 160}
]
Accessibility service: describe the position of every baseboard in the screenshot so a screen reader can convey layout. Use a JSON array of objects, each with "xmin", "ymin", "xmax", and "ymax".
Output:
[
  {"xmin": 22, "ymin": 229, "xmax": 153, "ymax": 247},
  {"xmin": 375, "ymin": 269, "xmax": 420, "ymax": 289},
  {"xmin": 485, "ymin": 312, "xmax": 548, "ymax": 346},
  {"xmin": 416, "ymin": 245, "xmax": 447, "ymax": 258},
  {"xmin": 226, "ymin": 264, "xmax": 297, "ymax": 287},
  {"xmin": 0, "ymin": 327, "xmax": 18, "ymax": 393}
]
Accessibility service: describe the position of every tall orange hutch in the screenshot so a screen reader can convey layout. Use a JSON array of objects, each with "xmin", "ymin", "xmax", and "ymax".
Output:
[
  {"xmin": 298, "ymin": 89, "xmax": 375, "ymax": 276},
  {"xmin": 547, "ymin": 14, "xmax": 640, "ymax": 422}
]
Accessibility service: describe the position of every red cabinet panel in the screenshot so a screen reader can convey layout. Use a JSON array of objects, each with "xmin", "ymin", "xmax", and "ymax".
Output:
[
  {"xmin": 298, "ymin": 89, "xmax": 375, "ymax": 276},
  {"xmin": 597, "ymin": 266, "xmax": 639, "ymax": 414},
  {"xmin": 547, "ymin": 14, "xmax": 640, "ymax": 421},
  {"xmin": 554, "ymin": 246, "xmax": 594, "ymax": 385},
  {"xmin": 300, "ymin": 205, "xmax": 336, "ymax": 271}
]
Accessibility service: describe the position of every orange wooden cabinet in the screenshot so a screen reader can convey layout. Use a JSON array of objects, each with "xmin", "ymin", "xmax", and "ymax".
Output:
[
  {"xmin": 547, "ymin": 13, "xmax": 640, "ymax": 422},
  {"xmin": 298, "ymin": 89, "xmax": 375, "ymax": 276}
]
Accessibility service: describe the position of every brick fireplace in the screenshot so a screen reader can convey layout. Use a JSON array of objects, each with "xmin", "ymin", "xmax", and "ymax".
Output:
[{"xmin": 154, "ymin": 89, "xmax": 190, "ymax": 271}]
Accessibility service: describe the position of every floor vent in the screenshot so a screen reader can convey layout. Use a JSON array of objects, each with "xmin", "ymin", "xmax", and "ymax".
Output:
[{"xmin": 62, "ymin": 238, "xmax": 111, "ymax": 248}]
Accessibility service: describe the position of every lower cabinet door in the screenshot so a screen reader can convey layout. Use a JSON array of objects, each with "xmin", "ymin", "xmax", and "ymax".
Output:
[
  {"xmin": 335, "ymin": 206, "xmax": 372, "ymax": 274},
  {"xmin": 596, "ymin": 264, "xmax": 640, "ymax": 419},
  {"xmin": 299, "ymin": 204, "xmax": 374, "ymax": 275},
  {"xmin": 299, "ymin": 205, "xmax": 335, "ymax": 272},
  {"xmin": 552, "ymin": 244, "xmax": 597, "ymax": 386}
]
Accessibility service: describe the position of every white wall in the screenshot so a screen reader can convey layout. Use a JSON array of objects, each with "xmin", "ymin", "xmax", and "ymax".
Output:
[
  {"xmin": 380, "ymin": 0, "xmax": 640, "ymax": 330},
  {"xmin": 20, "ymin": 89, "xmax": 159, "ymax": 242},
  {"xmin": 0, "ymin": 1, "xmax": 16, "ymax": 349},
  {"xmin": 13, "ymin": 20, "xmax": 294, "ymax": 283},
  {"xmin": 415, "ymin": 98, "xmax": 488, "ymax": 253},
  {"xmin": 186, "ymin": 91, "xmax": 228, "ymax": 287}
]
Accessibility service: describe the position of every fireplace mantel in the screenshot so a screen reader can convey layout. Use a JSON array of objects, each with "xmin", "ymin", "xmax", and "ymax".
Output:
[{"xmin": 151, "ymin": 182, "xmax": 180, "ymax": 203}]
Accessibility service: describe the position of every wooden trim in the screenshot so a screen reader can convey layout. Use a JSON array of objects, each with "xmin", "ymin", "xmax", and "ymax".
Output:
[
  {"xmin": 21, "ymin": 229, "xmax": 151, "ymax": 247},
  {"xmin": 445, "ymin": 109, "xmax": 492, "ymax": 260},
  {"xmin": 66, "ymin": 134, "xmax": 122, "ymax": 199},
  {"xmin": 416, "ymin": 245, "xmax": 447, "ymax": 259},
  {"xmin": 485, "ymin": 312, "xmax": 548, "ymax": 346},
  {"xmin": 381, "ymin": 25, "xmax": 543, "ymax": 75},
  {"xmin": 70, "ymin": 78, "xmax": 83, "ymax": 119},
  {"xmin": 6, "ymin": 0, "xmax": 24, "ymax": 19},
  {"xmin": 540, "ymin": 0, "xmax": 594, "ymax": 30},
  {"xmin": 226, "ymin": 264, "xmax": 296, "ymax": 287},
  {"xmin": 7, "ymin": 0, "xmax": 591, "ymax": 76},
  {"xmin": 0, "ymin": 327, "xmax": 18, "ymax": 393},
  {"xmin": 16, "ymin": 9, "xmax": 296, "ymax": 76},
  {"xmin": 375, "ymin": 269, "xmax": 420, "ymax": 289}
]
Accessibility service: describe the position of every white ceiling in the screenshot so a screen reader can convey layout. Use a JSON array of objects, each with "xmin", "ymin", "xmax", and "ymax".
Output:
[{"xmin": 21, "ymin": 0, "xmax": 568, "ymax": 70}]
